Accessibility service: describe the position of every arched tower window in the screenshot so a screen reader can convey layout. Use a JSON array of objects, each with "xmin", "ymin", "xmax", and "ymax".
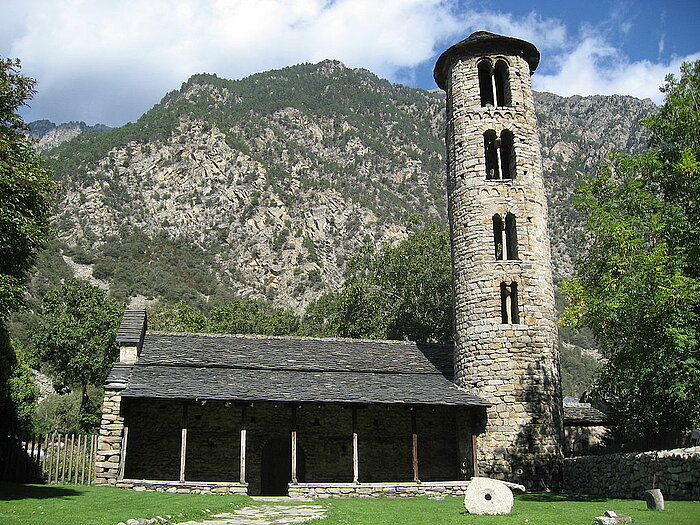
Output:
[
  {"xmin": 499, "ymin": 130, "xmax": 515, "ymax": 180},
  {"xmin": 493, "ymin": 213, "xmax": 518, "ymax": 260},
  {"xmin": 484, "ymin": 130, "xmax": 499, "ymax": 179},
  {"xmin": 478, "ymin": 60, "xmax": 494, "ymax": 107},
  {"xmin": 492, "ymin": 214, "xmax": 504, "ymax": 259},
  {"xmin": 494, "ymin": 60, "xmax": 511, "ymax": 106},
  {"xmin": 484, "ymin": 130, "xmax": 516, "ymax": 180},
  {"xmin": 505, "ymin": 213, "xmax": 518, "ymax": 259},
  {"xmin": 500, "ymin": 281, "xmax": 519, "ymax": 324},
  {"xmin": 478, "ymin": 59, "xmax": 511, "ymax": 107}
]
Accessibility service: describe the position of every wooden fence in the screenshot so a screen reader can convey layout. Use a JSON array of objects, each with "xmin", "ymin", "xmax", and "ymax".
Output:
[{"xmin": 1, "ymin": 433, "xmax": 98, "ymax": 485}]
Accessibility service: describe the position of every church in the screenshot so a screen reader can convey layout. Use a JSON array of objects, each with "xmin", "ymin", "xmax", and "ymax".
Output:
[{"xmin": 95, "ymin": 31, "xmax": 565, "ymax": 497}]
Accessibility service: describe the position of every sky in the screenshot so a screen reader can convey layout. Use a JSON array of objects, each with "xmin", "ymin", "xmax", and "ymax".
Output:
[{"xmin": 1, "ymin": 0, "xmax": 698, "ymax": 128}]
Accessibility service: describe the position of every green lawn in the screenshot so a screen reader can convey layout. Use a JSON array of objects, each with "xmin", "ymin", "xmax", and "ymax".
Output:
[
  {"xmin": 321, "ymin": 493, "xmax": 700, "ymax": 525},
  {"xmin": 1, "ymin": 483, "xmax": 699, "ymax": 525},
  {"xmin": 0, "ymin": 483, "xmax": 249, "ymax": 525}
]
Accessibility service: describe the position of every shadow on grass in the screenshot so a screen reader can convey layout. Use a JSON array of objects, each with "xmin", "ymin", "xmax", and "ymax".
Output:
[
  {"xmin": 518, "ymin": 492, "xmax": 608, "ymax": 503},
  {"xmin": 0, "ymin": 482, "xmax": 84, "ymax": 501}
]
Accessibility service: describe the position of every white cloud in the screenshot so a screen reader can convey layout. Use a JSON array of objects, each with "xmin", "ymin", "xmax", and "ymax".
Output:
[
  {"xmin": 459, "ymin": 10, "xmax": 568, "ymax": 51},
  {"xmin": 3, "ymin": 0, "xmax": 474, "ymax": 125},
  {"xmin": 0, "ymin": 0, "xmax": 697, "ymax": 125},
  {"xmin": 534, "ymin": 35, "xmax": 700, "ymax": 103}
]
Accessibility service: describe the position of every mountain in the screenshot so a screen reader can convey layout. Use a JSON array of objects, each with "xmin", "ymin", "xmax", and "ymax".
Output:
[
  {"xmin": 32, "ymin": 60, "xmax": 657, "ymax": 311},
  {"xmin": 28, "ymin": 120, "xmax": 111, "ymax": 151}
]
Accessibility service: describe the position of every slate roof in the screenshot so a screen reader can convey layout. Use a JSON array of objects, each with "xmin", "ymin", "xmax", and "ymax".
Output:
[
  {"xmin": 105, "ymin": 362, "xmax": 133, "ymax": 390},
  {"xmin": 112, "ymin": 331, "xmax": 489, "ymax": 407},
  {"xmin": 563, "ymin": 402, "xmax": 609, "ymax": 426}
]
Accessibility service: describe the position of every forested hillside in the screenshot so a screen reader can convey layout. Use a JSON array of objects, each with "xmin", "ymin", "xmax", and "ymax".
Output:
[{"xmin": 27, "ymin": 60, "xmax": 656, "ymax": 313}]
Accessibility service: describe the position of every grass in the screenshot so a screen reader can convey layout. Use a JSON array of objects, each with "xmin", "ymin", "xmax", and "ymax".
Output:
[
  {"xmin": 1, "ymin": 483, "xmax": 699, "ymax": 525},
  {"xmin": 321, "ymin": 493, "xmax": 700, "ymax": 524},
  {"xmin": 0, "ymin": 483, "xmax": 249, "ymax": 525}
]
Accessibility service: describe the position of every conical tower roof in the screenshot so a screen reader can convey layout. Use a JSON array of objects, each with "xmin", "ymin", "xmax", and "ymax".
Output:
[{"xmin": 434, "ymin": 31, "xmax": 540, "ymax": 90}]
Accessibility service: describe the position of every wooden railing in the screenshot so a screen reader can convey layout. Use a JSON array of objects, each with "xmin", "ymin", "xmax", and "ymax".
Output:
[{"xmin": 1, "ymin": 433, "xmax": 98, "ymax": 485}]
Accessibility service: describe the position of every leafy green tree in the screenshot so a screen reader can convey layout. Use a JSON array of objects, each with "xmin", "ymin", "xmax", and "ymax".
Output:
[
  {"xmin": 563, "ymin": 61, "xmax": 700, "ymax": 443},
  {"xmin": 207, "ymin": 298, "xmax": 299, "ymax": 336},
  {"xmin": 301, "ymin": 224, "xmax": 453, "ymax": 343},
  {"xmin": 0, "ymin": 58, "xmax": 57, "ymax": 434},
  {"xmin": 559, "ymin": 343, "xmax": 601, "ymax": 398},
  {"xmin": 0, "ymin": 58, "xmax": 57, "ymax": 315},
  {"xmin": 33, "ymin": 388, "xmax": 104, "ymax": 434},
  {"xmin": 31, "ymin": 280, "xmax": 123, "ymax": 430},
  {"xmin": 7, "ymin": 338, "xmax": 40, "ymax": 432},
  {"xmin": 149, "ymin": 297, "xmax": 300, "ymax": 336},
  {"xmin": 149, "ymin": 300, "xmax": 207, "ymax": 332}
]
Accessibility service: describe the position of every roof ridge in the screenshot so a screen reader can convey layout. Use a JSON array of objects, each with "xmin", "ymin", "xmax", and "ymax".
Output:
[
  {"xmin": 132, "ymin": 361, "xmax": 451, "ymax": 376},
  {"xmin": 147, "ymin": 330, "xmax": 453, "ymax": 347}
]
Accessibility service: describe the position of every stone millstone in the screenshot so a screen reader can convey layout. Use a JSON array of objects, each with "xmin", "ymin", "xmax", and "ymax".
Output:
[{"xmin": 463, "ymin": 477, "xmax": 514, "ymax": 515}]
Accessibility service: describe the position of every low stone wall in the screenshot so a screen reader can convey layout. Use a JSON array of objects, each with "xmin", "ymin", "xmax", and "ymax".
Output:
[
  {"xmin": 115, "ymin": 479, "xmax": 248, "ymax": 495},
  {"xmin": 564, "ymin": 447, "xmax": 700, "ymax": 500},
  {"xmin": 288, "ymin": 481, "xmax": 470, "ymax": 498}
]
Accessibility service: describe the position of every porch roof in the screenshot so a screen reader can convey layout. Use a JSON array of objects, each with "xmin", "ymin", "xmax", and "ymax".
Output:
[{"xmin": 111, "ymin": 331, "xmax": 489, "ymax": 407}]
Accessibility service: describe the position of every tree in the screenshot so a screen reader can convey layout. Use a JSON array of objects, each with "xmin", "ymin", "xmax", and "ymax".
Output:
[
  {"xmin": 207, "ymin": 298, "xmax": 299, "ymax": 336},
  {"xmin": 7, "ymin": 338, "xmax": 40, "ymax": 432},
  {"xmin": 301, "ymin": 224, "xmax": 453, "ymax": 343},
  {"xmin": 0, "ymin": 58, "xmax": 57, "ymax": 434},
  {"xmin": 149, "ymin": 297, "xmax": 300, "ymax": 336},
  {"xmin": 149, "ymin": 300, "xmax": 207, "ymax": 332},
  {"xmin": 563, "ymin": 61, "xmax": 700, "ymax": 444},
  {"xmin": 31, "ymin": 280, "xmax": 123, "ymax": 430},
  {"xmin": 0, "ymin": 58, "xmax": 57, "ymax": 315}
]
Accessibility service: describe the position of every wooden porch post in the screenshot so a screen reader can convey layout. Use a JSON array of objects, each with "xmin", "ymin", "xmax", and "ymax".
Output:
[
  {"xmin": 411, "ymin": 408, "xmax": 419, "ymax": 482},
  {"xmin": 291, "ymin": 405, "xmax": 298, "ymax": 484},
  {"xmin": 239, "ymin": 405, "xmax": 247, "ymax": 484},
  {"xmin": 352, "ymin": 406, "xmax": 359, "ymax": 484},
  {"xmin": 471, "ymin": 433, "xmax": 479, "ymax": 477},
  {"xmin": 118, "ymin": 425, "xmax": 129, "ymax": 480},
  {"xmin": 179, "ymin": 404, "xmax": 188, "ymax": 483}
]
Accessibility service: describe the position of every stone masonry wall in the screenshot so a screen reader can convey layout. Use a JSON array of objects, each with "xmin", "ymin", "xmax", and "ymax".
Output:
[
  {"xmin": 289, "ymin": 481, "xmax": 471, "ymax": 499},
  {"xmin": 125, "ymin": 399, "xmax": 182, "ymax": 480},
  {"xmin": 95, "ymin": 389, "xmax": 126, "ymax": 485},
  {"xmin": 445, "ymin": 49, "xmax": 563, "ymax": 487},
  {"xmin": 113, "ymin": 480, "xmax": 248, "ymax": 495},
  {"xmin": 564, "ymin": 425, "xmax": 607, "ymax": 457},
  {"xmin": 564, "ymin": 447, "xmax": 700, "ymax": 500}
]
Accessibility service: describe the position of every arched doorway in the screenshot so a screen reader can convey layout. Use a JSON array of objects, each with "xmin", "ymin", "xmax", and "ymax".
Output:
[{"xmin": 260, "ymin": 436, "xmax": 306, "ymax": 495}]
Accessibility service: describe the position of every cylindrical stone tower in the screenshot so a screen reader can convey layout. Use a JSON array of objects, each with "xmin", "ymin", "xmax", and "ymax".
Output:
[{"xmin": 434, "ymin": 31, "xmax": 563, "ymax": 487}]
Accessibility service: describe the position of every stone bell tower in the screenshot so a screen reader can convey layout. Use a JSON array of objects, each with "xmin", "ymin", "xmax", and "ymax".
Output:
[{"xmin": 434, "ymin": 31, "xmax": 563, "ymax": 486}]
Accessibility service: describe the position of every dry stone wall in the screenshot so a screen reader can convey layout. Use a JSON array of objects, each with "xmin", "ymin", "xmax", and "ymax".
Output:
[
  {"xmin": 289, "ymin": 481, "xmax": 471, "ymax": 498},
  {"xmin": 113, "ymin": 480, "xmax": 247, "ymax": 494},
  {"xmin": 564, "ymin": 447, "xmax": 700, "ymax": 500},
  {"xmin": 444, "ymin": 46, "xmax": 563, "ymax": 487}
]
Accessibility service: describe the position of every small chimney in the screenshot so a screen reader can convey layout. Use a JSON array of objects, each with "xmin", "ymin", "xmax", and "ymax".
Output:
[{"xmin": 116, "ymin": 310, "xmax": 147, "ymax": 363}]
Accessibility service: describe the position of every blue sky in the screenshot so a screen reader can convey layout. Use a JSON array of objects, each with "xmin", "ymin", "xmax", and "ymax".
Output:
[{"xmin": 1, "ymin": 0, "xmax": 698, "ymax": 127}]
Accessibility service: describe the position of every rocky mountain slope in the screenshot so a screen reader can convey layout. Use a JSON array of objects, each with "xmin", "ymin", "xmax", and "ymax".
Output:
[
  {"xmin": 32, "ymin": 61, "xmax": 657, "ymax": 311},
  {"xmin": 28, "ymin": 120, "xmax": 111, "ymax": 151}
]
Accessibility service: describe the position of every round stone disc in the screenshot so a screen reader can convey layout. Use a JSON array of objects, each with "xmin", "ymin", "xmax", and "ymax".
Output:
[{"xmin": 463, "ymin": 477, "xmax": 514, "ymax": 515}]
